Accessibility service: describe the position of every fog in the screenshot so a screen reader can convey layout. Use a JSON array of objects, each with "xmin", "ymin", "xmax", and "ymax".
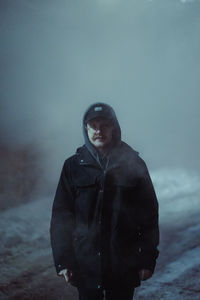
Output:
[
  {"xmin": 1, "ymin": 0, "xmax": 200, "ymax": 182},
  {"xmin": 1, "ymin": 0, "xmax": 200, "ymax": 298}
]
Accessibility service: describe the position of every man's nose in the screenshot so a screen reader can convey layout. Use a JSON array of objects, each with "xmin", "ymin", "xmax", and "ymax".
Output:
[{"xmin": 95, "ymin": 128, "xmax": 101, "ymax": 133}]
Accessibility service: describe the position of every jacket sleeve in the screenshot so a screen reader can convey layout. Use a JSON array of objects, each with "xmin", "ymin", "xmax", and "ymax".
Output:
[
  {"xmin": 136, "ymin": 160, "xmax": 159, "ymax": 273},
  {"xmin": 50, "ymin": 160, "xmax": 76, "ymax": 274}
]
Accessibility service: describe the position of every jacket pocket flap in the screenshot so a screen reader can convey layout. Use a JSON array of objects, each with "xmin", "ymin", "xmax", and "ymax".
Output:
[
  {"xmin": 112, "ymin": 178, "xmax": 137, "ymax": 189},
  {"xmin": 73, "ymin": 174, "xmax": 96, "ymax": 187},
  {"xmin": 114, "ymin": 184, "xmax": 137, "ymax": 190},
  {"xmin": 107, "ymin": 171, "xmax": 138, "ymax": 188}
]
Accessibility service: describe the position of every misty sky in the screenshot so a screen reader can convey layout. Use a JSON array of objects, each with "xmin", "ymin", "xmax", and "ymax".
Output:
[{"xmin": 1, "ymin": 0, "xmax": 200, "ymax": 180}]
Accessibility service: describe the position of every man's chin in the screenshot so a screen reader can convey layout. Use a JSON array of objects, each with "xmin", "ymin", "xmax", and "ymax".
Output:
[{"xmin": 93, "ymin": 141, "xmax": 106, "ymax": 148}]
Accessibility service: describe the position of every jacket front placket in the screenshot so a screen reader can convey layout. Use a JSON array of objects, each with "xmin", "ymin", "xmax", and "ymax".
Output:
[{"xmin": 79, "ymin": 155, "xmax": 110, "ymax": 289}]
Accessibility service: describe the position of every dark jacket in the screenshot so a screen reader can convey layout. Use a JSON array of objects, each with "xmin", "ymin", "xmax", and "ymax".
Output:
[
  {"xmin": 50, "ymin": 142, "xmax": 159, "ymax": 288},
  {"xmin": 50, "ymin": 103, "xmax": 159, "ymax": 289}
]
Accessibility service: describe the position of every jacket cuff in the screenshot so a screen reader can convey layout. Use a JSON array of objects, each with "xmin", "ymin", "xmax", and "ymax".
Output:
[
  {"xmin": 56, "ymin": 263, "xmax": 68, "ymax": 274},
  {"xmin": 138, "ymin": 255, "xmax": 157, "ymax": 273},
  {"xmin": 55, "ymin": 258, "xmax": 76, "ymax": 274}
]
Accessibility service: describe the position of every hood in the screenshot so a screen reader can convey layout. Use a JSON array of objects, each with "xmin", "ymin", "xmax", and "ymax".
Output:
[{"xmin": 82, "ymin": 102, "xmax": 121, "ymax": 165}]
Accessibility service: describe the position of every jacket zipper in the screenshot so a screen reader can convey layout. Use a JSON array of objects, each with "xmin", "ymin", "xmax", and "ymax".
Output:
[{"xmin": 97, "ymin": 157, "xmax": 110, "ymax": 288}]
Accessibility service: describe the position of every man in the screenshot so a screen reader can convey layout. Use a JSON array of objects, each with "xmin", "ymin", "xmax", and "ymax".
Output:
[{"xmin": 50, "ymin": 103, "xmax": 159, "ymax": 300}]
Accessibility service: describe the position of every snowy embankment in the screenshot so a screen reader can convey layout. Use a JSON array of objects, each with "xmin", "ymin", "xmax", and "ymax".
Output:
[
  {"xmin": 0, "ymin": 168, "xmax": 200, "ymax": 299},
  {"xmin": 135, "ymin": 169, "xmax": 200, "ymax": 300}
]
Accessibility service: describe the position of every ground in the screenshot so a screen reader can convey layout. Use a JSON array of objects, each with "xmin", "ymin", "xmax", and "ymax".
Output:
[{"xmin": 0, "ymin": 168, "xmax": 200, "ymax": 299}]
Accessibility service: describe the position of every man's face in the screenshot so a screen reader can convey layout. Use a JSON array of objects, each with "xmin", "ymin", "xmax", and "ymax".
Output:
[{"xmin": 86, "ymin": 117, "xmax": 114, "ymax": 150}]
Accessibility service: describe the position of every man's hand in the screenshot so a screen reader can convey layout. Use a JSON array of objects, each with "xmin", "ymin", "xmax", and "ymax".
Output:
[
  {"xmin": 58, "ymin": 269, "xmax": 73, "ymax": 283},
  {"xmin": 139, "ymin": 269, "xmax": 152, "ymax": 281}
]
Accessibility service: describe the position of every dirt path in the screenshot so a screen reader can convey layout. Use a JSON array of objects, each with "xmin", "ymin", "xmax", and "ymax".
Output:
[{"xmin": 1, "ymin": 169, "xmax": 200, "ymax": 299}]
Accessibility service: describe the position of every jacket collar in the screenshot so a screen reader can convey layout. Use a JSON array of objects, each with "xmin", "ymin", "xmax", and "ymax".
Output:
[
  {"xmin": 76, "ymin": 145, "xmax": 101, "ymax": 168},
  {"xmin": 75, "ymin": 142, "xmax": 139, "ymax": 171}
]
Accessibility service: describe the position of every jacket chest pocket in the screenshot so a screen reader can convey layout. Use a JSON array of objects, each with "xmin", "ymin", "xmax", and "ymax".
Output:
[
  {"xmin": 109, "ymin": 181, "xmax": 138, "ymax": 196},
  {"xmin": 108, "ymin": 181, "xmax": 138, "ymax": 224},
  {"xmin": 106, "ymin": 171, "xmax": 138, "ymax": 191},
  {"xmin": 73, "ymin": 172, "xmax": 97, "ymax": 190},
  {"xmin": 72, "ymin": 174, "xmax": 99, "ymax": 218}
]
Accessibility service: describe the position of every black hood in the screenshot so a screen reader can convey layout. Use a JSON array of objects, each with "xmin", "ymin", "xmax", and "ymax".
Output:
[{"xmin": 82, "ymin": 103, "xmax": 121, "ymax": 165}]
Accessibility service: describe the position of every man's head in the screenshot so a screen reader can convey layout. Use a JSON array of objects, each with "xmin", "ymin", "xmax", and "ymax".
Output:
[
  {"xmin": 83, "ymin": 103, "xmax": 121, "ymax": 153},
  {"xmin": 86, "ymin": 117, "xmax": 114, "ymax": 151}
]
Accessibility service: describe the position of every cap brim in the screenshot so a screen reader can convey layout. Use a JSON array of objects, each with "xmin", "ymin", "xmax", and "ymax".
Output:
[{"xmin": 85, "ymin": 112, "xmax": 113, "ymax": 123}]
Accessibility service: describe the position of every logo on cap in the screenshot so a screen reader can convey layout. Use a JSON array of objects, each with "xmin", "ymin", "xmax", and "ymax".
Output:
[{"xmin": 94, "ymin": 106, "xmax": 102, "ymax": 111}]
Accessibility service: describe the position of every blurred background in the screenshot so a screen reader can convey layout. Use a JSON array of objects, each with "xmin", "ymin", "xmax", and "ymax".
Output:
[{"xmin": 0, "ymin": 0, "xmax": 200, "ymax": 299}]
